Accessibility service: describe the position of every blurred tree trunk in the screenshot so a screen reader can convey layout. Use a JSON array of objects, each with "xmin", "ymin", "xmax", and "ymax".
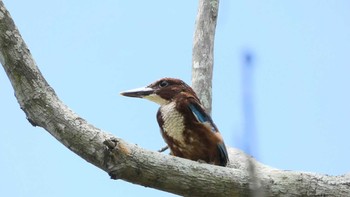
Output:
[{"xmin": 1, "ymin": 1, "xmax": 349, "ymax": 196}]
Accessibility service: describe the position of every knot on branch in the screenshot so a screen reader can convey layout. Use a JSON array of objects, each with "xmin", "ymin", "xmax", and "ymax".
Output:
[
  {"xmin": 103, "ymin": 137, "xmax": 119, "ymax": 149},
  {"xmin": 209, "ymin": 0, "xmax": 219, "ymax": 18},
  {"xmin": 103, "ymin": 137, "xmax": 131, "ymax": 180}
]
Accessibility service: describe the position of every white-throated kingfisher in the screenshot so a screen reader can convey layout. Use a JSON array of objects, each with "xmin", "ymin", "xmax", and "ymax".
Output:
[{"xmin": 120, "ymin": 78, "xmax": 229, "ymax": 166}]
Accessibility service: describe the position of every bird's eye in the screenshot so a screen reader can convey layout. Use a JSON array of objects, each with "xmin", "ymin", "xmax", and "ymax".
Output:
[{"xmin": 159, "ymin": 81, "xmax": 169, "ymax": 88}]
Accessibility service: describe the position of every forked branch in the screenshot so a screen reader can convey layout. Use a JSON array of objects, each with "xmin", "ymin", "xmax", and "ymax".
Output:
[{"xmin": 0, "ymin": 1, "xmax": 349, "ymax": 196}]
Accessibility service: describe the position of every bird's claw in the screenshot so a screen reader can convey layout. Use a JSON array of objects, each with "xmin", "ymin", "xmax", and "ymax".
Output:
[{"xmin": 158, "ymin": 145, "xmax": 169, "ymax": 152}]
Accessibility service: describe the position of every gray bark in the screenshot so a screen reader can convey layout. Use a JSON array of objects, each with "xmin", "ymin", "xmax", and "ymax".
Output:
[
  {"xmin": 192, "ymin": 0, "xmax": 219, "ymax": 114},
  {"xmin": 1, "ymin": 1, "xmax": 349, "ymax": 196}
]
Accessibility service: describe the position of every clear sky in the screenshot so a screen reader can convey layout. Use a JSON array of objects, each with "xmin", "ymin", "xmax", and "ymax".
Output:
[{"xmin": 1, "ymin": 1, "xmax": 349, "ymax": 197}]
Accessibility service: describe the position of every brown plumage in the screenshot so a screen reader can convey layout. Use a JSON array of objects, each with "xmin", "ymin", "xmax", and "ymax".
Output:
[{"xmin": 121, "ymin": 78, "xmax": 229, "ymax": 166}]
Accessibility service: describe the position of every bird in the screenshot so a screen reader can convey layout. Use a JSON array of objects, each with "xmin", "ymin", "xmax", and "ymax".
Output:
[{"xmin": 120, "ymin": 78, "xmax": 229, "ymax": 166}]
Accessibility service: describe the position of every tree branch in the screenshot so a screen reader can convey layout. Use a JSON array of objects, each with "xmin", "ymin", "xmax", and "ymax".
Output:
[
  {"xmin": 1, "ymin": 1, "xmax": 349, "ymax": 196},
  {"xmin": 192, "ymin": 0, "xmax": 219, "ymax": 114}
]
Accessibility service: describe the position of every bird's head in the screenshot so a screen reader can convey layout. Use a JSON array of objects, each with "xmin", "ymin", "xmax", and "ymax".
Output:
[{"xmin": 120, "ymin": 78, "xmax": 198, "ymax": 105}]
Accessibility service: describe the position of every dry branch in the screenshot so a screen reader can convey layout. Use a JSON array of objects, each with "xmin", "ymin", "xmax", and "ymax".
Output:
[
  {"xmin": 192, "ymin": 0, "xmax": 219, "ymax": 114},
  {"xmin": 1, "ymin": 1, "xmax": 349, "ymax": 196}
]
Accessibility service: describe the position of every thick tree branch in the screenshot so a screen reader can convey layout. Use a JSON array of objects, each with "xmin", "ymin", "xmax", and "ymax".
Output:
[
  {"xmin": 192, "ymin": 0, "xmax": 219, "ymax": 114},
  {"xmin": 1, "ymin": 1, "xmax": 349, "ymax": 196}
]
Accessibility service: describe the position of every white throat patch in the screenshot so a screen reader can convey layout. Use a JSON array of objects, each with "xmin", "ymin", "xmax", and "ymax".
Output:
[
  {"xmin": 144, "ymin": 94, "xmax": 168, "ymax": 105},
  {"xmin": 160, "ymin": 102, "xmax": 185, "ymax": 144}
]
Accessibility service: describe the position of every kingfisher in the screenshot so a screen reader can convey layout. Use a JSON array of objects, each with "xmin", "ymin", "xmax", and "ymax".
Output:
[{"xmin": 120, "ymin": 78, "xmax": 229, "ymax": 166}]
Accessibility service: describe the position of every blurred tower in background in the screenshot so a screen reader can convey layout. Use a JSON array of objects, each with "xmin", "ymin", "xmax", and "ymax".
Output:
[{"xmin": 241, "ymin": 50, "xmax": 258, "ymax": 158}]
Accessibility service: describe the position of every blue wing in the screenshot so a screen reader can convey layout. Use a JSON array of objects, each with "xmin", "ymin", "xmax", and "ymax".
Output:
[
  {"xmin": 188, "ymin": 100, "xmax": 229, "ymax": 166},
  {"xmin": 188, "ymin": 102, "xmax": 208, "ymax": 123},
  {"xmin": 188, "ymin": 101, "xmax": 217, "ymax": 132}
]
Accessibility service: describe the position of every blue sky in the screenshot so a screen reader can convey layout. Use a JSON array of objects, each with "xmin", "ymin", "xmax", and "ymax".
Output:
[{"xmin": 1, "ymin": 1, "xmax": 349, "ymax": 196}]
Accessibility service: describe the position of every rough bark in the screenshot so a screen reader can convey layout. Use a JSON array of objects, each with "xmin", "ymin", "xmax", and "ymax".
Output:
[
  {"xmin": 192, "ymin": 0, "xmax": 219, "ymax": 114},
  {"xmin": 1, "ymin": 1, "xmax": 349, "ymax": 196}
]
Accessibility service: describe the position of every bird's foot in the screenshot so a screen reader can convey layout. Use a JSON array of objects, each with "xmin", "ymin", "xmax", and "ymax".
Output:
[{"xmin": 158, "ymin": 145, "xmax": 169, "ymax": 152}]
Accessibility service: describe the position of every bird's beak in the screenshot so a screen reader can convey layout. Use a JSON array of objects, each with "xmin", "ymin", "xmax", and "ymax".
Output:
[{"xmin": 120, "ymin": 87, "xmax": 155, "ymax": 98}]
